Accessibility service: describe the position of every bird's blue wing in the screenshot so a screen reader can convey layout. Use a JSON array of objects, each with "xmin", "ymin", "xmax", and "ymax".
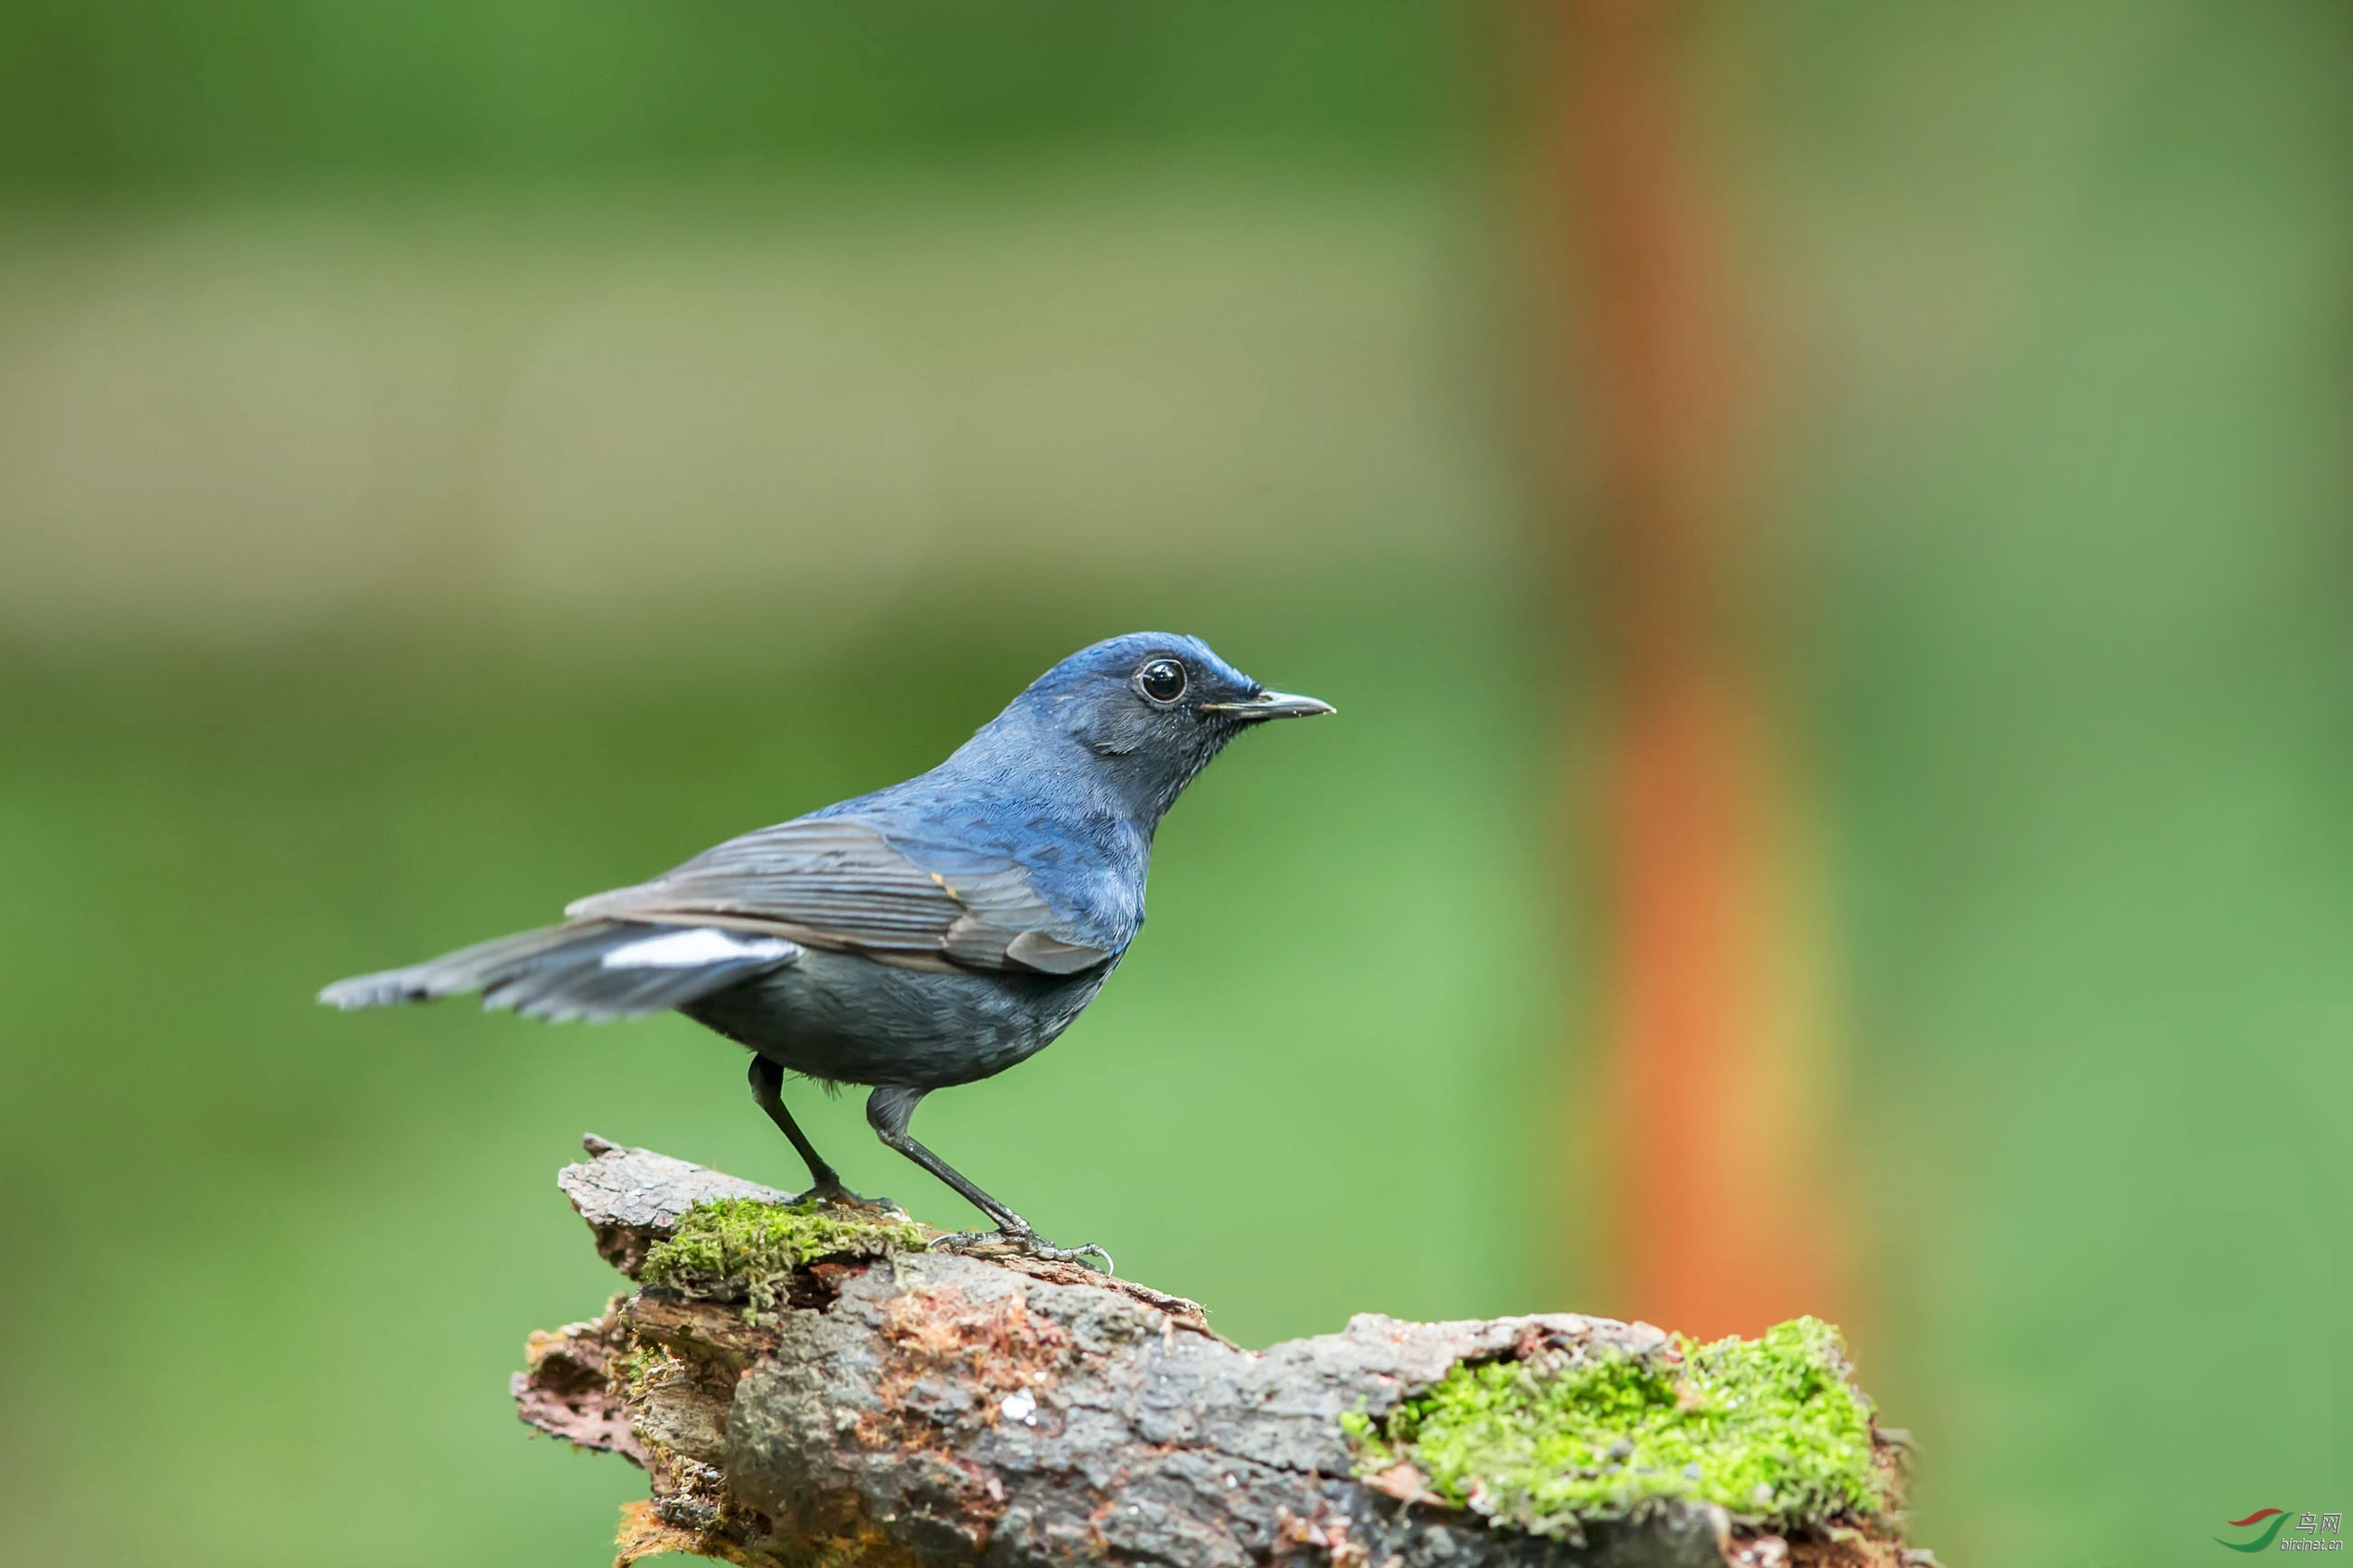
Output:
[{"xmin": 563, "ymin": 816, "xmax": 1113, "ymax": 975}]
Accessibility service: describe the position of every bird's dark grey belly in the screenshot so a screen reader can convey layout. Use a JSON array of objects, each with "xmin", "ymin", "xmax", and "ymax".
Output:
[{"xmin": 681, "ymin": 948, "xmax": 1110, "ymax": 1090}]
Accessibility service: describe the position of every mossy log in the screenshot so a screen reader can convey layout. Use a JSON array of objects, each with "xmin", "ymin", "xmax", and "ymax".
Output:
[{"xmin": 515, "ymin": 1138, "xmax": 1937, "ymax": 1568}]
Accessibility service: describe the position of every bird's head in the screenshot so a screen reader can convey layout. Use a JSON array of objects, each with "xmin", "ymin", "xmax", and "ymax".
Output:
[{"xmin": 1008, "ymin": 632, "xmax": 1333, "ymax": 825}]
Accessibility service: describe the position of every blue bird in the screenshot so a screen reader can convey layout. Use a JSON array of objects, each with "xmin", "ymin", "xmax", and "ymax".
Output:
[{"xmin": 320, "ymin": 633, "xmax": 1331, "ymax": 1268}]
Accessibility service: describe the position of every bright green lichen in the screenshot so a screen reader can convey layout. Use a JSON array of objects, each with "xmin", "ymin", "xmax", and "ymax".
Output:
[
  {"xmin": 1345, "ymin": 1316, "xmax": 1884, "ymax": 1537},
  {"xmin": 639, "ymin": 1197, "xmax": 926, "ymax": 1311}
]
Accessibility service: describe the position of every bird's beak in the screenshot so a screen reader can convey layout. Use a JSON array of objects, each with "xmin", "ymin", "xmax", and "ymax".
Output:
[{"xmin": 1198, "ymin": 689, "xmax": 1336, "ymax": 722}]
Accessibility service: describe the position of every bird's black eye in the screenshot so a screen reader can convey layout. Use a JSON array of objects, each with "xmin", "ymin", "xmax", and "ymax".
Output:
[{"xmin": 1138, "ymin": 658, "xmax": 1187, "ymax": 704}]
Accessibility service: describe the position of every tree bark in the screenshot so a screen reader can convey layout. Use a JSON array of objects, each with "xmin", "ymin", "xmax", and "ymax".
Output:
[{"xmin": 514, "ymin": 1138, "xmax": 1927, "ymax": 1568}]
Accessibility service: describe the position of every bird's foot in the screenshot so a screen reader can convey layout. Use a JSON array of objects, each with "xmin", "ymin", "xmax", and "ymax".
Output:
[
  {"xmin": 929, "ymin": 1228, "xmax": 1114, "ymax": 1275},
  {"xmin": 794, "ymin": 1179, "xmax": 908, "ymax": 1219}
]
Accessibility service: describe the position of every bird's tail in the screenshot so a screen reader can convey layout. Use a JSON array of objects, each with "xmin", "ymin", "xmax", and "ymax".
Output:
[{"xmin": 318, "ymin": 919, "xmax": 801, "ymax": 1023}]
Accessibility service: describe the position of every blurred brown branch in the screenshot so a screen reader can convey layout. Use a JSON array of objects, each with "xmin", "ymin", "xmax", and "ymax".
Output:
[{"xmin": 1533, "ymin": 0, "xmax": 1843, "ymax": 1339}]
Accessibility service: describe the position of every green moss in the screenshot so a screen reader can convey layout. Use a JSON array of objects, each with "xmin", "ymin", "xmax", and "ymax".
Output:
[
  {"xmin": 618, "ymin": 1341, "xmax": 675, "ymax": 1400},
  {"xmin": 1345, "ymin": 1317, "xmax": 1884, "ymax": 1537},
  {"xmin": 639, "ymin": 1197, "xmax": 927, "ymax": 1311}
]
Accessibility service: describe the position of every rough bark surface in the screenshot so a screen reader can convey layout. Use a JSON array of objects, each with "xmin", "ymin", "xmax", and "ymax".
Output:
[{"xmin": 515, "ymin": 1139, "xmax": 1928, "ymax": 1568}]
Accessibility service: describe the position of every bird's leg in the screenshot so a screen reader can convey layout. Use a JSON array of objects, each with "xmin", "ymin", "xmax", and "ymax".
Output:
[
  {"xmin": 864, "ymin": 1087, "xmax": 1114, "ymax": 1273},
  {"xmin": 748, "ymin": 1055, "xmax": 895, "ymax": 1212}
]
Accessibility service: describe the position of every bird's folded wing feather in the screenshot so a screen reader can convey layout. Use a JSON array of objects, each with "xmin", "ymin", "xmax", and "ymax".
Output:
[{"xmin": 562, "ymin": 817, "xmax": 1110, "ymax": 975}]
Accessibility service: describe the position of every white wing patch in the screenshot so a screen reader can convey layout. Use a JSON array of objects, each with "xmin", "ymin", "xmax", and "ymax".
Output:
[{"xmin": 600, "ymin": 928, "xmax": 799, "ymax": 969}]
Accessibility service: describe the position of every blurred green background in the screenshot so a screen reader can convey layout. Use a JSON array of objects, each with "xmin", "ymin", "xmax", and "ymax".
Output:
[{"xmin": 0, "ymin": 4, "xmax": 2344, "ymax": 1565}]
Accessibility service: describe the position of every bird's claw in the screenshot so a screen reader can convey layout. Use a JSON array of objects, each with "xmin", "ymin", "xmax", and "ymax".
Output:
[
  {"xmin": 929, "ymin": 1229, "xmax": 1114, "ymax": 1275},
  {"xmin": 795, "ymin": 1180, "xmax": 908, "ymax": 1219}
]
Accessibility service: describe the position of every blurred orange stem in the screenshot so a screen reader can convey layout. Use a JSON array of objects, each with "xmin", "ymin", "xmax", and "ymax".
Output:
[{"xmin": 1548, "ymin": 0, "xmax": 1841, "ymax": 1338}]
